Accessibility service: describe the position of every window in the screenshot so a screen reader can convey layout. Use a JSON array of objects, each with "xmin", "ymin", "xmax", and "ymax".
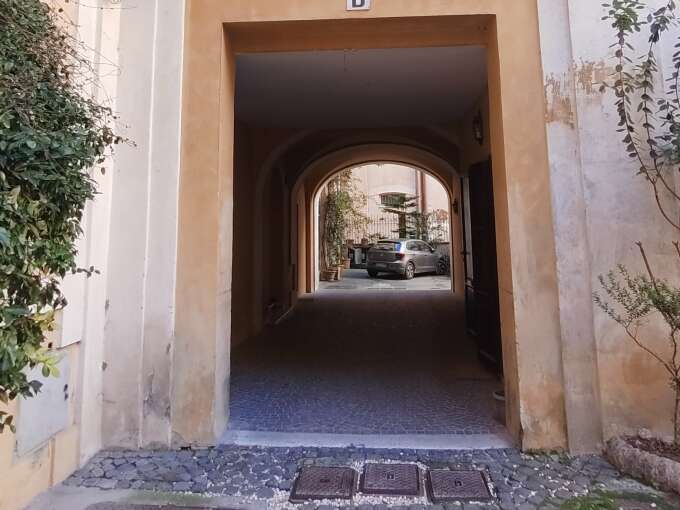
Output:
[{"xmin": 380, "ymin": 192, "xmax": 406, "ymax": 207}]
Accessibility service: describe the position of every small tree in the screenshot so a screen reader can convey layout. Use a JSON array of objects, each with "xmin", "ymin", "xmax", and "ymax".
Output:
[
  {"xmin": 0, "ymin": 1, "xmax": 121, "ymax": 432},
  {"xmin": 595, "ymin": 0, "xmax": 680, "ymax": 444},
  {"xmin": 381, "ymin": 194, "xmax": 445, "ymax": 242}
]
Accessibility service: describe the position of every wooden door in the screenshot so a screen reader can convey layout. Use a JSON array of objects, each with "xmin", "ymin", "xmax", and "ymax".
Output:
[{"xmin": 463, "ymin": 160, "xmax": 503, "ymax": 373}]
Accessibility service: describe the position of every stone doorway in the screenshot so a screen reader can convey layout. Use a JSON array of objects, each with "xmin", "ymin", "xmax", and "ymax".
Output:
[
  {"xmin": 177, "ymin": 4, "xmax": 567, "ymax": 451},
  {"xmin": 224, "ymin": 41, "xmax": 509, "ymax": 445}
]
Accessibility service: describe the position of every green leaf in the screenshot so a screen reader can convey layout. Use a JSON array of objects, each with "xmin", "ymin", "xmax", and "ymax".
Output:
[{"xmin": 0, "ymin": 0, "xmax": 122, "ymax": 434}]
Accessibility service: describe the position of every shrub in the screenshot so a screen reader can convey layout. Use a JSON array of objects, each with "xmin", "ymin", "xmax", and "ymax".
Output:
[{"xmin": 0, "ymin": 0, "xmax": 120, "ymax": 432}]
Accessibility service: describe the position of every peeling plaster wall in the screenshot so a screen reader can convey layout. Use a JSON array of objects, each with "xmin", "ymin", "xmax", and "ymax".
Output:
[
  {"xmin": 579, "ymin": 2, "xmax": 680, "ymax": 442},
  {"xmin": 539, "ymin": 0, "xmax": 680, "ymax": 444},
  {"xmin": 10, "ymin": 8, "xmax": 680, "ymax": 508}
]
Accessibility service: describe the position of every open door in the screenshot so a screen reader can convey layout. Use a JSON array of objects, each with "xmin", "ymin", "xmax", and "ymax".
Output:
[{"xmin": 462, "ymin": 160, "xmax": 503, "ymax": 374}]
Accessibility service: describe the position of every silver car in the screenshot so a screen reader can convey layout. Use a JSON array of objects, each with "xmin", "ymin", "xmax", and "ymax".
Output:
[{"xmin": 366, "ymin": 239, "xmax": 443, "ymax": 280}]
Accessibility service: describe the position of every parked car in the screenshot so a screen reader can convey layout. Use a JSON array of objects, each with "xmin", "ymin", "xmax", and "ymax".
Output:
[{"xmin": 366, "ymin": 239, "xmax": 446, "ymax": 279}]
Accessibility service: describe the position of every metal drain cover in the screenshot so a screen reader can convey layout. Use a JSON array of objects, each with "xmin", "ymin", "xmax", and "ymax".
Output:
[
  {"xmin": 290, "ymin": 466, "xmax": 356, "ymax": 502},
  {"xmin": 86, "ymin": 505, "xmax": 230, "ymax": 510},
  {"xmin": 361, "ymin": 463, "xmax": 420, "ymax": 496},
  {"xmin": 427, "ymin": 470, "xmax": 492, "ymax": 502}
]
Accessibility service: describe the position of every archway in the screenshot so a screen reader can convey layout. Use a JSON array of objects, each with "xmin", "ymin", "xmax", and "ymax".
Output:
[
  {"xmin": 311, "ymin": 162, "xmax": 454, "ymax": 293},
  {"xmin": 289, "ymin": 144, "xmax": 465, "ymax": 302},
  {"xmin": 224, "ymin": 133, "xmax": 511, "ymax": 444},
  {"xmin": 176, "ymin": 8, "xmax": 568, "ymax": 451}
]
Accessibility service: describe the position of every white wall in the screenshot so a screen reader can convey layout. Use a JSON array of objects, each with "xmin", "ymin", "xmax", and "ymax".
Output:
[
  {"xmin": 350, "ymin": 163, "xmax": 449, "ymax": 217},
  {"xmin": 102, "ymin": 0, "xmax": 185, "ymax": 449}
]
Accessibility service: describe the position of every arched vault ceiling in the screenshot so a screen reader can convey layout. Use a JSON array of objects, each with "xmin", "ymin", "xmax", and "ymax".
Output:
[
  {"xmin": 236, "ymin": 46, "xmax": 487, "ymax": 129},
  {"xmin": 273, "ymin": 128, "xmax": 462, "ymax": 188}
]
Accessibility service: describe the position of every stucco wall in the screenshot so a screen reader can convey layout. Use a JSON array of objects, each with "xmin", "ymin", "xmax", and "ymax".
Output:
[
  {"xmin": 540, "ymin": 0, "xmax": 680, "ymax": 443},
  {"xmin": 9, "ymin": 6, "xmax": 680, "ymax": 509},
  {"xmin": 0, "ymin": 2, "xmax": 120, "ymax": 508},
  {"xmin": 109, "ymin": 0, "xmax": 680, "ymax": 455},
  {"xmin": 350, "ymin": 163, "xmax": 449, "ymax": 218},
  {"xmin": 101, "ymin": 0, "xmax": 184, "ymax": 449}
]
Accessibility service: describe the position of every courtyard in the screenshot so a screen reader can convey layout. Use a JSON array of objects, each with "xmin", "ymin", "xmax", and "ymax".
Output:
[{"xmin": 318, "ymin": 269, "xmax": 452, "ymax": 292}]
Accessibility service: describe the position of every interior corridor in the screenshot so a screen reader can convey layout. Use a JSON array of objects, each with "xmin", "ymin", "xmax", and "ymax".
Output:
[{"xmin": 228, "ymin": 290, "xmax": 503, "ymax": 436}]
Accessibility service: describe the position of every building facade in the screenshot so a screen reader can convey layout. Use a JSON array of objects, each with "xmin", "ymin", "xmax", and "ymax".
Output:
[
  {"xmin": 2, "ymin": 1, "xmax": 680, "ymax": 509},
  {"xmin": 336, "ymin": 163, "xmax": 450, "ymax": 243}
]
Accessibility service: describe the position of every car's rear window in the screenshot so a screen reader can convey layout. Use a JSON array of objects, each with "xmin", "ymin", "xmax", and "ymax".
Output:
[{"xmin": 373, "ymin": 242, "xmax": 401, "ymax": 251}]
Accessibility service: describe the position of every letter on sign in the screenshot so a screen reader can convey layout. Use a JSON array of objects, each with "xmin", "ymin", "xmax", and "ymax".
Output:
[{"xmin": 347, "ymin": 0, "xmax": 371, "ymax": 10}]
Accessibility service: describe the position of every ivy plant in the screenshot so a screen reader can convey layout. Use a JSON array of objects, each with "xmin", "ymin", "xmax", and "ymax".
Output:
[
  {"xmin": 0, "ymin": 0, "xmax": 121, "ymax": 433},
  {"xmin": 320, "ymin": 170, "xmax": 367, "ymax": 270}
]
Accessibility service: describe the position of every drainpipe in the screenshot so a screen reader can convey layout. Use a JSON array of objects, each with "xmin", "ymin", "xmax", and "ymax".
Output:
[{"xmin": 415, "ymin": 170, "xmax": 422, "ymax": 213}]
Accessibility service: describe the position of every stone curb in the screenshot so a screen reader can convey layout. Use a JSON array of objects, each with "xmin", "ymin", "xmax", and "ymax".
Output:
[{"xmin": 606, "ymin": 437, "xmax": 680, "ymax": 495}]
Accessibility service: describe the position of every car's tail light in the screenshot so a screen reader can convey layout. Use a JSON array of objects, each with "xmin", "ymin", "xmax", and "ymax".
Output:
[{"xmin": 395, "ymin": 253, "xmax": 405, "ymax": 260}]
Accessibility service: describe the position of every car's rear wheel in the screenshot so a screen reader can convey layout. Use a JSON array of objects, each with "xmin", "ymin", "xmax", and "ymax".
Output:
[
  {"xmin": 367, "ymin": 269, "xmax": 379, "ymax": 278},
  {"xmin": 403, "ymin": 262, "xmax": 415, "ymax": 280}
]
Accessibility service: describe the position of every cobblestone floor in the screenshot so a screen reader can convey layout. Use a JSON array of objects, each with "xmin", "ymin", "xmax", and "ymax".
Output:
[
  {"xmin": 229, "ymin": 291, "xmax": 503, "ymax": 435},
  {"xmin": 65, "ymin": 445, "xmax": 674, "ymax": 510},
  {"xmin": 318, "ymin": 269, "xmax": 452, "ymax": 291}
]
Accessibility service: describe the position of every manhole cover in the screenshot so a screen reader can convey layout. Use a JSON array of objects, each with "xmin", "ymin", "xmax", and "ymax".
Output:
[
  {"xmin": 613, "ymin": 500, "xmax": 657, "ymax": 510},
  {"xmin": 427, "ymin": 470, "xmax": 492, "ymax": 502},
  {"xmin": 86, "ymin": 505, "xmax": 230, "ymax": 510},
  {"xmin": 360, "ymin": 463, "xmax": 420, "ymax": 496},
  {"xmin": 290, "ymin": 466, "xmax": 356, "ymax": 502}
]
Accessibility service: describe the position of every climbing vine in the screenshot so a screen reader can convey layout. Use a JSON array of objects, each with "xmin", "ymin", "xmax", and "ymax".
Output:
[
  {"xmin": 320, "ymin": 170, "xmax": 367, "ymax": 271},
  {"xmin": 0, "ymin": 0, "xmax": 121, "ymax": 432}
]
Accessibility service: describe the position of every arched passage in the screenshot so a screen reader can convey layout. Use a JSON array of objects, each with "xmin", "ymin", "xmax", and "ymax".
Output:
[
  {"xmin": 228, "ymin": 127, "xmax": 513, "ymax": 443},
  {"xmin": 309, "ymin": 160, "xmax": 455, "ymax": 295},
  {"xmin": 289, "ymin": 144, "xmax": 465, "ymax": 305},
  {"xmin": 248, "ymin": 133, "xmax": 466, "ymax": 341},
  {"xmin": 176, "ymin": 16, "xmax": 570, "ymax": 451}
]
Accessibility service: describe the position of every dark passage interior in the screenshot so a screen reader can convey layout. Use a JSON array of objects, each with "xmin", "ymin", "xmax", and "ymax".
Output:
[{"xmin": 228, "ymin": 45, "xmax": 505, "ymax": 440}]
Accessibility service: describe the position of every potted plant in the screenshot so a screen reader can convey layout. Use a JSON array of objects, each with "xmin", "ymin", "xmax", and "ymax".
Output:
[
  {"xmin": 595, "ymin": 1, "xmax": 680, "ymax": 495},
  {"xmin": 320, "ymin": 171, "xmax": 367, "ymax": 281}
]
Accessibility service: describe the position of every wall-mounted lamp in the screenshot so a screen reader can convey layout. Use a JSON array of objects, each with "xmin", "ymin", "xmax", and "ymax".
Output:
[
  {"xmin": 452, "ymin": 198, "xmax": 459, "ymax": 215},
  {"xmin": 473, "ymin": 110, "xmax": 484, "ymax": 146}
]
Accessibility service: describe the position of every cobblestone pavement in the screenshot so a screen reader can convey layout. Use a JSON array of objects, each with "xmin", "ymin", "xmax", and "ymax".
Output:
[
  {"xmin": 318, "ymin": 269, "xmax": 452, "ymax": 291},
  {"xmin": 229, "ymin": 372, "xmax": 503, "ymax": 434},
  {"xmin": 64, "ymin": 445, "xmax": 673, "ymax": 510},
  {"xmin": 230, "ymin": 291, "xmax": 503, "ymax": 435}
]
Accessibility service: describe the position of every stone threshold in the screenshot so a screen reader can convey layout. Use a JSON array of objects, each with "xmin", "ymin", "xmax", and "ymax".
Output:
[{"xmin": 219, "ymin": 430, "xmax": 515, "ymax": 450}]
